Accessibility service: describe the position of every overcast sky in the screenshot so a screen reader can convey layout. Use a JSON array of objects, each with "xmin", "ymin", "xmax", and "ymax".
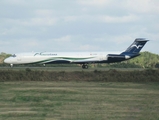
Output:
[{"xmin": 0, "ymin": 0, "xmax": 159, "ymax": 54}]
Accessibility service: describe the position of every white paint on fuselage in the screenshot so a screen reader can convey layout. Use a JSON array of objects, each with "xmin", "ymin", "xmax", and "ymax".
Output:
[{"xmin": 4, "ymin": 51, "xmax": 121, "ymax": 65}]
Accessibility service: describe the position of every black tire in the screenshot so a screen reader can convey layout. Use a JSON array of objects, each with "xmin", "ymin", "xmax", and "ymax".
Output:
[{"xmin": 82, "ymin": 64, "xmax": 88, "ymax": 69}]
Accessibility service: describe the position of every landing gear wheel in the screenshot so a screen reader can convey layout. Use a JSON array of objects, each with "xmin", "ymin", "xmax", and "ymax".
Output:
[
  {"xmin": 10, "ymin": 64, "xmax": 13, "ymax": 67},
  {"xmin": 82, "ymin": 64, "xmax": 88, "ymax": 69}
]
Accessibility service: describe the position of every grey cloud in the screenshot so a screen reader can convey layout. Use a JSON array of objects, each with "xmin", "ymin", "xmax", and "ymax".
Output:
[{"xmin": 0, "ymin": 0, "xmax": 159, "ymax": 54}]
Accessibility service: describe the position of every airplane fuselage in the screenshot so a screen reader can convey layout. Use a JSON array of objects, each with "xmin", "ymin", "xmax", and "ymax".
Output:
[
  {"xmin": 5, "ymin": 52, "xmax": 127, "ymax": 65},
  {"xmin": 4, "ymin": 38, "xmax": 149, "ymax": 69}
]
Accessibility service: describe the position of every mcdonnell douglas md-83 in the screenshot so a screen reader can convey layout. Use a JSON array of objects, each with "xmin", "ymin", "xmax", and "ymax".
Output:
[{"xmin": 4, "ymin": 38, "xmax": 149, "ymax": 69}]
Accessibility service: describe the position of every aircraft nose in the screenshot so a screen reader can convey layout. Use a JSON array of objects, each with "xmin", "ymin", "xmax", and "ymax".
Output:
[{"xmin": 4, "ymin": 58, "xmax": 11, "ymax": 64}]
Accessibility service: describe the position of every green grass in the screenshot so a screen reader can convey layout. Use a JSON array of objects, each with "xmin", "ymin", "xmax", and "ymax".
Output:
[{"xmin": 0, "ymin": 82, "xmax": 159, "ymax": 120}]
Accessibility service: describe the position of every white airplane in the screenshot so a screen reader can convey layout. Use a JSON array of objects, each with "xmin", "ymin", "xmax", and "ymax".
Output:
[{"xmin": 4, "ymin": 38, "xmax": 149, "ymax": 69}]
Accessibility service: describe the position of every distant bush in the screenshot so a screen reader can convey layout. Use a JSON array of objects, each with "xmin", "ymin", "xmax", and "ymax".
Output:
[
  {"xmin": 155, "ymin": 63, "xmax": 159, "ymax": 68},
  {"xmin": 0, "ymin": 69, "xmax": 159, "ymax": 82},
  {"xmin": 26, "ymin": 68, "xmax": 32, "ymax": 72}
]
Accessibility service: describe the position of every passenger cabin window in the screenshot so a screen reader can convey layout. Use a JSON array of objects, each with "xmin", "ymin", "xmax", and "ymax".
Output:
[{"xmin": 12, "ymin": 54, "xmax": 16, "ymax": 57}]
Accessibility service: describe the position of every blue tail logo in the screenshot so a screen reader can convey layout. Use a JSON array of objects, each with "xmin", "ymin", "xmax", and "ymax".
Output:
[
  {"xmin": 130, "ymin": 44, "xmax": 143, "ymax": 49},
  {"xmin": 121, "ymin": 38, "xmax": 149, "ymax": 55}
]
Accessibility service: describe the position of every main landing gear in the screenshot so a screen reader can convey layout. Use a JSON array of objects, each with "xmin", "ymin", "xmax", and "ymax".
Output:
[{"xmin": 82, "ymin": 64, "xmax": 88, "ymax": 69}]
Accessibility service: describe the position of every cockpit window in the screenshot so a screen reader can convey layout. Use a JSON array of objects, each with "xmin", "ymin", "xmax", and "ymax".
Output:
[{"xmin": 12, "ymin": 54, "xmax": 16, "ymax": 57}]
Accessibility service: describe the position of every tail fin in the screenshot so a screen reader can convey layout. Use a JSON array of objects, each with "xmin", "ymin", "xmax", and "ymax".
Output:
[
  {"xmin": 121, "ymin": 38, "xmax": 149, "ymax": 55},
  {"xmin": 107, "ymin": 38, "xmax": 149, "ymax": 63}
]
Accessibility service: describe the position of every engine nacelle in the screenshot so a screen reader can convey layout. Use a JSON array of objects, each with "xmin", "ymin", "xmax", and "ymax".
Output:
[{"xmin": 107, "ymin": 54, "xmax": 130, "ymax": 62}]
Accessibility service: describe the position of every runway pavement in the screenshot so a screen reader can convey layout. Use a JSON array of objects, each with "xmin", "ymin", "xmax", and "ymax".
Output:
[{"xmin": 0, "ymin": 66, "xmax": 145, "ymax": 71}]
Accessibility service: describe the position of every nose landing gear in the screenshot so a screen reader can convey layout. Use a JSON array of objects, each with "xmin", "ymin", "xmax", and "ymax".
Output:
[
  {"xmin": 82, "ymin": 64, "xmax": 88, "ymax": 69},
  {"xmin": 10, "ymin": 64, "xmax": 13, "ymax": 67}
]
